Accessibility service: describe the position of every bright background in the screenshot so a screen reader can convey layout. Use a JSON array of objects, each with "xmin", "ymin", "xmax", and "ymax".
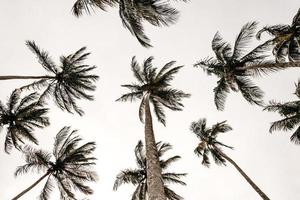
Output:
[{"xmin": 0, "ymin": 0, "xmax": 300, "ymax": 199}]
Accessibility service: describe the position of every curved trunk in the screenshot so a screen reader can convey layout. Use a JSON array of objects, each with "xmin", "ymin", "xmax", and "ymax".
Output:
[
  {"xmin": 0, "ymin": 75, "xmax": 53, "ymax": 80},
  {"xmin": 217, "ymin": 149, "xmax": 270, "ymax": 200},
  {"xmin": 12, "ymin": 172, "xmax": 50, "ymax": 200},
  {"xmin": 238, "ymin": 61, "xmax": 300, "ymax": 70},
  {"xmin": 144, "ymin": 95, "xmax": 166, "ymax": 200}
]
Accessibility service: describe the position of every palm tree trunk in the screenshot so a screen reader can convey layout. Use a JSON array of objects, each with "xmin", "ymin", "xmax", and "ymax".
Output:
[
  {"xmin": 12, "ymin": 172, "xmax": 50, "ymax": 200},
  {"xmin": 144, "ymin": 95, "xmax": 166, "ymax": 200},
  {"xmin": 238, "ymin": 61, "xmax": 300, "ymax": 70},
  {"xmin": 0, "ymin": 75, "xmax": 53, "ymax": 80},
  {"xmin": 217, "ymin": 149, "xmax": 270, "ymax": 200}
]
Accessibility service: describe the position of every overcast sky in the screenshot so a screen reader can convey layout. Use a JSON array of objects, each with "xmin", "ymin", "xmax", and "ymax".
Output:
[{"xmin": 0, "ymin": 0, "xmax": 300, "ymax": 199}]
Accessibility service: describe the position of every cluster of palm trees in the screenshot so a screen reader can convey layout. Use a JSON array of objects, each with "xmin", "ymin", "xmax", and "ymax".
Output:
[
  {"xmin": 1, "ymin": 1, "xmax": 300, "ymax": 200},
  {"xmin": 1, "ymin": 41, "xmax": 99, "ymax": 199}
]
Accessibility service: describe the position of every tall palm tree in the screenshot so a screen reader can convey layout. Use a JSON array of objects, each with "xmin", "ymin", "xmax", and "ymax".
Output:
[
  {"xmin": 194, "ymin": 22, "xmax": 269, "ymax": 110},
  {"xmin": 12, "ymin": 126, "xmax": 98, "ymax": 200},
  {"xmin": 190, "ymin": 118, "xmax": 270, "ymax": 200},
  {"xmin": 0, "ymin": 41, "xmax": 99, "ymax": 115},
  {"xmin": 113, "ymin": 140, "xmax": 186, "ymax": 200},
  {"xmin": 264, "ymin": 80, "xmax": 300, "ymax": 144},
  {"xmin": 117, "ymin": 56, "xmax": 190, "ymax": 200},
  {"xmin": 0, "ymin": 89, "xmax": 49, "ymax": 153},
  {"xmin": 72, "ymin": 0, "xmax": 183, "ymax": 48},
  {"xmin": 256, "ymin": 8, "xmax": 300, "ymax": 62}
]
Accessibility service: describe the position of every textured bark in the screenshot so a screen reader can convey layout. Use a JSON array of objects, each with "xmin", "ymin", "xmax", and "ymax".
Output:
[
  {"xmin": 144, "ymin": 95, "xmax": 166, "ymax": 200},
  {"xmin": 217, "ymin": 149, "xmax": 270, "ymax": 200},
  {"xmin": 12, "ymin": 172, "xmax": 50, "ymax": 200},
  {"xmin": 0, "ymin": 75, "xmax": 53, "ymax": 80},
  {"xmin": 238, "ymin": 61, "xmax": 300, "ymax": 70}
]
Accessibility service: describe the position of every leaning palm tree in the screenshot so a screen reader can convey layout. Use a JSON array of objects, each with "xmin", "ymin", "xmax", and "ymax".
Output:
[
  {"xmin": 256, "ymin": 8, "xmax": 300, "ymax": 62},
  {"xmin": 190, "ymin": 118, "xmax": 270, "ymax": 200},
  {"xmin": 12, "ymin": 126, "xmax": 98, "ymax": 200},
  {"xmin": 0, "ymin": 41, "xmax": 99, "ymax": 115},
  {"xmin": 194, "ymin": 22, "xmax": 269, "ymax": 110},
  {"xmin": 264, "ymin": 80, "xmax": 300, "ymax": 144},
  {"xmin": 117, "ymin": 56, "xmax": 190, "ymax": 200},
  {"xmin": 0, "ymin": 89, "xmax": 49, "ymax": 153},
  {"xmin": 113, "ymin": 140, "xmax": 186, "ymax": 200},
  {"xmin": 72, "ymin": 0, "xmax": 182, "ymax": 48}
]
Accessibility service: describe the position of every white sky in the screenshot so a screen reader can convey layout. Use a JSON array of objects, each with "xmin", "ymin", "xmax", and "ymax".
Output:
[{"xmin": 0, "ymin": 0, "xmax": 300, "ymax": 199}]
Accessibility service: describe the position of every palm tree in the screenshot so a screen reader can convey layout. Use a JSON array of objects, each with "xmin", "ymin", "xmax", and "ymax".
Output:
[
  {"xmin": 12, "ymin": 126, "xmax": 98, "ymax": 200},
  {"xmin": 117, "ymin": 56, "xmax": 190, "ymax": 200},
  {"xmin": 72, "ymin": 0, "xmax": 182, "ymax": 48},
  {"xmin": 256, "ymin": 8, "xmax": 300, "ymax": 62},
  {"xmin": 113, "ymin": 140, "xmax": 186, "ymax": 200},
  {"xmin": 264, "ymin": 80, "xmax": 300, "ymax": 144},
  {"xmin": 0, "ymin": 89, "xmax": 49, "ymax": 153},
  {"xmin": 194, "ymin": 22, "xmax": 269, "ymax": 110},
  {"xmin": 0, "ymin": 41, "xmax": 99, "ymax": 115},
  {"xmin": 190, "ymin": 118, "xmax": 270, "ymax": 200}
]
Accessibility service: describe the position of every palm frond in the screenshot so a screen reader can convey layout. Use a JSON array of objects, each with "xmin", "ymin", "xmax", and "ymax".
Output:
[
  {"xmin": 69, "ymin": 177, "xmax": 94, "ymax": 195},
  {"xmin": 7, "ymin": 89, "xmax": 21, "ymax": 112},
  {"xmin": 292, "ymin": 8, "xmax": 300, "ymax": 26},
  {"xmin": 256, "ymin": 25, "xmax": 290, "ymax": 39},
  {"xmin": 231, "ymin": 21, "xmax": 258, "ymax": 61},
  {"xmin": 134, "ymin": 140, "xmax": 146, "ymax": 169},
  {"xmin": 131, "ymin": 56, "xmax": 145, "ymax": 84},
  {"xmin": 119, "ymin": 0, "xmax": 152, "ymax": 48},
  {"xmin": 209, "ymin": 148, "xmax": 226, "ymax": 166},
  {"xmin": 164, "ymin": 186, "xmax": 183, "ymax": 200},
  {"xmin": 139, "ymin": 0, "xmax": 179, "ymax": 27},
  {"xmin": 190, "ymin": 118, "xmax": 207, "ymax": 138},
  {"xmin": 160, "ymin": 155, "xmax": 181, "ymax": 169},
  {"xmin": 214, "ymin": 77, "xmax": 230, "ymax": 111},
  {"xmin": 4, "ymin": 132, "xmax": 13, "ymax": 154},
  {"xmin": 39, "ymin": 175, "xmax": 54, "ymax": 200},
  {"xmin": 211, "ymin": 121, "xmax": 232, "ymax": 136},
  {"xmin": 142, "ymin": 56, "xmax": 155, "ymax": 83},
  {"xmin": 234, "ymin": 76, "xmax": 264, "ymax": 106},
  {"xmin": 72, "ymin": 0, "xmax": 116, "ymax": 16},
  {"xmin": 291, "ymin": 126, "xmax": 300, "ymax": 144},
  {"xmin": 132, "ymin": 182, "xmax": 146, "ymax": 200},
  {"xmin": 26, "ymin": 40, "xmax": 57, "ymax": 74},
  {"xmin": 201, "ymin": 148, "xmax": 211, "ymax": 167},
  {"xmin": 138, "ymin": 95, "xmax": 147, "ymax": 123},
  {"xmin": 15, "ymin": 146, "xmax": 51, "ymax": 176},
  {"xmin": 155, "ymin": 66, "xmax": 183, "ymax": 86},
  {"xmin": 116, "ymin": 91, "xmax": 143, "ymax": 102},
  {"xmin": 162, "ymin": 173, "xmax": 186, "ymax": 185},
  {"xmin": 241, "ymin": 41, "xmax": 272, "ymax": 65},
  {"xmin": 212, "ymin": 32, "xmax": 232, "ymax": 63},
  {"xmin": 269, "ymin": 116, "xmax": 300, "ymax": 133},
  {"xmin": 151, "ymin": 98, "xmax": 166, "ymax": 125},
  {"xmin": 53, "ymin": 126, "xmax": 72, "ymax": 159},
  {"xmin": 156, "ymin": 61, "xmax": 176, "ymax": 80},
  {"xmin": 56, "ymin": 176, "xmax": 76, "ymax": 199},
  {"xmin": 264, "ymin": 100, "xmax": 300, "ymax": 116},
  {"xmin": 113, "ymin": 169, "xmax": 142, "ymax": 190}
]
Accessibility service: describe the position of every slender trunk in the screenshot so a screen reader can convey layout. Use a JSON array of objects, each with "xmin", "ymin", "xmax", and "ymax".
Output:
[
  {"xmin": 12, "ymin": 172, "xmax": 50, "ymax": 200},
  {"xmin": 0, "ymin": 75, "xmax": 53, "ymax": 80},
  {"xmin": 238, "ymin": 61, "xmax": 300, "ymax": 70},
  {"xmin": 216, "ymin": 148, "xmax": 270, "ymax": 200},
  {"xmin": 144, "ymin": 95, "xmax": 166, "ymax": 200}
]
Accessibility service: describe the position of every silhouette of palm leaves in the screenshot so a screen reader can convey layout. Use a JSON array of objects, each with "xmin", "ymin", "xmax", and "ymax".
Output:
[
  {"xmin": 20, "ymin": 41, "xmax": 99, "ymax": 115},
  {"xmin": 0, "ymin": 89, "xmax": 49, "ymax": 153},
  {"xmin": 15, "ymin": 127, "xmax": 98, "ymax": 199},
  {"xmin": 113, "ymin": 140, "xmax": 186, "ymax": 200}
]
